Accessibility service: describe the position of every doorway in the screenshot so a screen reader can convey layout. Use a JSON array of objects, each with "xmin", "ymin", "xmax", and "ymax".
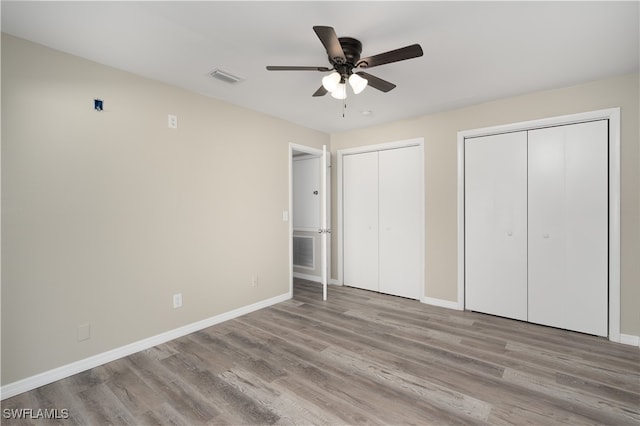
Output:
[{"xmin": 289, "ymin": 144, "xmax": 330, "ymax": 300}]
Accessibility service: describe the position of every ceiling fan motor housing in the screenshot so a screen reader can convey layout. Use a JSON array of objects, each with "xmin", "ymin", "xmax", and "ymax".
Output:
[{"xmin": 334, "ymin": 37, "xmax": 363, "ymax": 76}]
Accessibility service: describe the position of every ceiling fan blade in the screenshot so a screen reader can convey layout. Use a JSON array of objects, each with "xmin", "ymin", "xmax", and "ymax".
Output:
[
  {"xmin": 266, "ymin": 66, "xmax": 331, "ymax": 71},
  {"xmin": 312, "ymin": 86, "xmax": 328, "ymax": 97},
  {"xmin": 313, "ymin": 26, "xmax": 346, "ymax": 64},
  {"xmin": 357, "ymin": 44, "xmax": 423, "ymax": 69},
  {"xmin": 356, "ymin": 72, "xmax": 396, "ymax": 92}
]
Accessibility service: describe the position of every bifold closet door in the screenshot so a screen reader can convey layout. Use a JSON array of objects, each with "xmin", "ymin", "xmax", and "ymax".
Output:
[
  {"xmin": 343, "ymin": 146, "xmax": 422, "ymax": 299},
  {"xmin": 379, "ymin": 146, "xmax": 422, "ymax": 299},
  {"xmin": 465, "ymin": 132, "xmax": 528, "ymax": 321},
  {"xmin": 528, "ymin": 120, "xmax": 608, "ymax": 336},
  {"xmin": 343, "ymin": 151, "xmax": 379, "ymax": 292}
]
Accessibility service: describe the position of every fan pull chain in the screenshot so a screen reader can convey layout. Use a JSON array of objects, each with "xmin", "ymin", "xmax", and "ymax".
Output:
[{"xmin": 342, "ymin": 97, "xmax": 346, "ymax": 118}]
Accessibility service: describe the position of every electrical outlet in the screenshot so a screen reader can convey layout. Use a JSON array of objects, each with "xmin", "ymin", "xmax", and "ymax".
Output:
[
  {"xmin": 173, "ymin": 293, "xmax": 182, "ymax": 309},
  {"xmin": 168, "ymin": 114, "xmax": 178, "ymax": 129},
  {"xmin": 251, "ymin": 275, "xmax": 259, "ymax": 288}
]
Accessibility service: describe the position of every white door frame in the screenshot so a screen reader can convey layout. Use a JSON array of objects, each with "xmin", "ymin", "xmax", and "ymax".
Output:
[
  {"xmin": 289, "ymin": 143, "xmax": 331, "ymax": 300},
  {"xmin": 337, "ymin": 138, "xmax": 425, "ymax": 302},
  {"xmin": 457, "ymin": 108, "xmax": 621, "ymax": 342}
]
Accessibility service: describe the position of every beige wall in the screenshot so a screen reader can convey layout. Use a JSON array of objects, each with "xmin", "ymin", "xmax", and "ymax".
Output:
[
  {"xmin": 1, "ymin": 34, "xmax": 328, "ymax": 384},
  {"xmin": 330, "ymin": 72, "xmax": 640, "ymax": 336}
]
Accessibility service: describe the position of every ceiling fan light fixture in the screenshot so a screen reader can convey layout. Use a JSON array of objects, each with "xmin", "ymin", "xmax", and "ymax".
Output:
[
  {"xmin": 348, "ymin": 73, "xmax": 368, "ymax": 94},
  {"xmin": 331, "ymin": 83, "xmax": 347, "ymax": 99},
  {"xmin": 322, "ymin": 72, "xmax": 341, "ymax": 92}
]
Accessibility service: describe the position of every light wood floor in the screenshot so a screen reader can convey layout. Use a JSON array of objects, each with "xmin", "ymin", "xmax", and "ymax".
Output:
[{"xmin": 3, "ymin": 279, "xmax": 639, "ymax": 425}]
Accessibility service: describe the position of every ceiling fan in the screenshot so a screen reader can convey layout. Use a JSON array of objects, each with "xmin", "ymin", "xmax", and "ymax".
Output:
[{"xmin": 266, "ymin": 26, "xmax": 423, "ymax": 99}]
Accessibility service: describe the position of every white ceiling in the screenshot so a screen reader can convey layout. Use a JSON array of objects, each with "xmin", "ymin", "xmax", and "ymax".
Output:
[{"xmin": 2, "ymin": 1, "xmax": 638, "ymax": 134}]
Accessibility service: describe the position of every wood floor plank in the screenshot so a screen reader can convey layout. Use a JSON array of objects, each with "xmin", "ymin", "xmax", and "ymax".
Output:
[
  {"xmin": 218, "ymin": 367, "xmax": 346, "ymax": 425},
  {"xmin": 124, "ymin": 352, "xmax": 219, "ymax": 424},
  {"xmin": 160, "ymin": 354, "xmax": 280, "ymax": 425},
  {"xmin": 2, "ymin": 278, "xmax": 638, "ymax": 425},
  {"xmin": 226, "ymin": 321, "xmax": 476, "ymax": 424},
  {"xmin": 137, "ymin": 401, "xmax": 190, "ymax": 426},
  {"xmin": 76, "ymin": 383, "xmax": 138, "ymax": 425},
  {"xmin": 105, "ymin": 363, "xmax": 167, "ymax": 417}
]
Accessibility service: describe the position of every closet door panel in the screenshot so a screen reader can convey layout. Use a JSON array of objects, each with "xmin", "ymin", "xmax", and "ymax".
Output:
[
  {"xmin": 528, "ymin": 121, "xmax": 608, "ymax": 336},
  {"xmin": 379, "ymin": 146, "xmax": 422, "ymax": 299},
  {"xmin": 465, "ymin": 132, "xmax": 528, "ymax": 320},
  {"xmin": 343, "ymin": 152, "xmax": 379, "ymax": 291}
]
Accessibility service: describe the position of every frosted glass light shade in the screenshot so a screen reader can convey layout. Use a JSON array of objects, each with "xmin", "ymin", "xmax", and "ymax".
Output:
[
  {"xmin": 331, "ymin": 83, "xmax": 347, "ymax": 99},
  {"xmin": 322, "ymin": 72, "xmax": 341, "ymax": 92},
  {"xmin": 348, "ymin": 73, "xmax": 368, "ymax": 94}
]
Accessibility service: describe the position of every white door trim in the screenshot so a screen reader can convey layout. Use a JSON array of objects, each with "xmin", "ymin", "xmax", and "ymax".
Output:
[
  {"xmin": 457, "ymin": 108, "xmax": 621, "ymax": 342},
  {"xmin": 337, "ymin": 138, "xmax": 425, "ymax": 302}
]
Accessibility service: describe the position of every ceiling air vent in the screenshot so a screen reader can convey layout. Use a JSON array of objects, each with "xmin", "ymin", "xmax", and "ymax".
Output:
[{"xmin": 209, "ymin": 69, "xmax": 244, "ymax": 84}]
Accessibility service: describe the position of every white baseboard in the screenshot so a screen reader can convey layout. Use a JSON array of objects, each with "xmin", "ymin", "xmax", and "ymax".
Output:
[
  {"xmin": 422, "ymin": 296, "xmax": 463, "ymax": 311},
  {"xmin": 329, "ymin": 278, "xmax": 341, "ymax": 285},
  {"xmin": 619, "ymin": 333, "xmax": 640, "ymax": 347},
  {"xmin": 0, "ymin": 292, "xmax": 291, "ymax": 401},
  {"xmin": 292, "ymin": 272, "xmax": 321, "ymax": 282}
]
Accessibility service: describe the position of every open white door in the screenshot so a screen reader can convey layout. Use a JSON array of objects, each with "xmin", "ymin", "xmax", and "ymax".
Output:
[
  {"xmin": 320, "ymin": 145, "xmax": 330, "ymax": 300},
  {"xmin": 290, "ymin": 143, "xmax": 331, "ymax": 300}
]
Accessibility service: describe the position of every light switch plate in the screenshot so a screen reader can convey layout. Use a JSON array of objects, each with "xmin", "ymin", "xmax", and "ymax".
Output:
[{"xmin": 173, "ymin": 293, "xmax": 182, "ymax": 308}]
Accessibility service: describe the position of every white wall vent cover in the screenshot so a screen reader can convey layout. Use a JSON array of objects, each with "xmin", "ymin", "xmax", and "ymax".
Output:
[
  {"xmin": 209, "ymin": 69, "xmax": 244, "ymax": 84},
  {"xmin": 293, "ymin": 236, "xmax": 314, "ymax": 269}
]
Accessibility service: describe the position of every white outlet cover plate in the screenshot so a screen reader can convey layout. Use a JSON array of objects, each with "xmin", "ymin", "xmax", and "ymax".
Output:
[{"xmin": 168, "ymin": 114, "xmax": 178, "ymax": 129}]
